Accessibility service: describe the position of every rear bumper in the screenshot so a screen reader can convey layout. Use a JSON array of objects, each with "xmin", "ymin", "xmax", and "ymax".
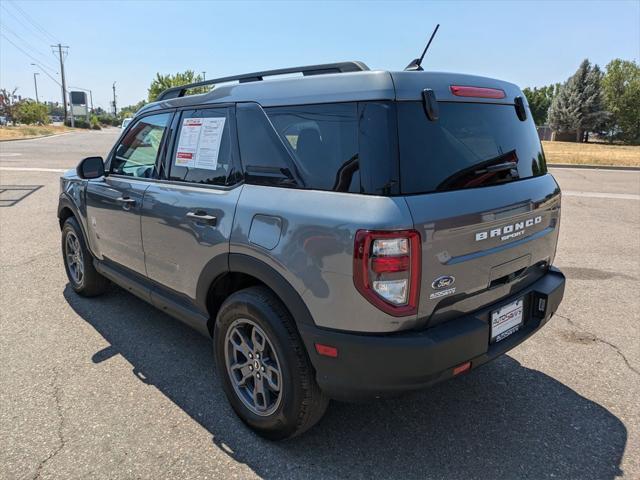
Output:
[{"xmin": 299, "ymin": 267, "xmax": 565, "ymax": 401}]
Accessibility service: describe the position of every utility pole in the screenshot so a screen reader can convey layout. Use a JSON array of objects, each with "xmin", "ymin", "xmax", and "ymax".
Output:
[
  {"xmin": 52, "ymin": 44, "xmax": 69, "ymax": 122},
  {"xmin": 202, "ymin": 71, "xmax": 206, "ymax": 80},
  {"xmin": 112, "ymin": 82, "xmax": 117, "ymax": 117},
  {"xmin": 33, "ymin": 73, "xmax": 40, "ymax": 103}
]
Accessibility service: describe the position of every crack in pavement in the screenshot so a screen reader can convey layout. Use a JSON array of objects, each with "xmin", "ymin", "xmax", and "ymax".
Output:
[
  {"xmin": 556, "ymin": 314, "xmax": 639, "ymax": 376},
  {"xmin": 32, "ymin": 367, "xmax": 66, "ymax": 480}
]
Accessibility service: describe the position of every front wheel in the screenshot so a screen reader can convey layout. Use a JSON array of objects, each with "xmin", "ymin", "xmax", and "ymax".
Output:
[
  {"xmin": 61, "ymin": 217, "xmax": 108, "ymax": 297},
  {"xmin": 214, "ymin": 286, "xmax": 328, "ymax": 439}
]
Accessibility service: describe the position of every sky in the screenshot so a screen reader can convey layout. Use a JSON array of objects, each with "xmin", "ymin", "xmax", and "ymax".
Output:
[{"xmin": 1, "ymin": 0, "xmax": 639, "ymax": 110}]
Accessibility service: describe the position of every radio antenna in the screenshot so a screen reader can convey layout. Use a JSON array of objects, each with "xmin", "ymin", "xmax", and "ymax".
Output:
[{"xmin": 405, "ymin": 24, "xmax": 440, "ymax": 71}]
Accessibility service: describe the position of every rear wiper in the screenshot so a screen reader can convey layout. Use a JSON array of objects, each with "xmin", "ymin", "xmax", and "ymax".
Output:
[
  {"xmin": 436, "ymin": 150, "xmax": 519, "ymax": 191},
  {"xmin": 476, "ymin": 161, "xmax": 517, "ymax": 174}
]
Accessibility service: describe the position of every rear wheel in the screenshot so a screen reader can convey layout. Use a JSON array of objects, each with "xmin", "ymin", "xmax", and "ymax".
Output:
[
  {"xmin": 214, "ymin": 286, "xmax": 328, "ymax": 439},
  {"xmin": 61, "ymin": 217, "xmax": 108, "ymax": 296}
]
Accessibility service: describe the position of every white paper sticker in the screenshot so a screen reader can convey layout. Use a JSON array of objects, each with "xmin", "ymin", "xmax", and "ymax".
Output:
[{"xmin": 174, "ymin": 117, "xmax": 226, "ymax": 170}]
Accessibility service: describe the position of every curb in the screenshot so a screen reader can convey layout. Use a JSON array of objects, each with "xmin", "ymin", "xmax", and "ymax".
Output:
[
  {"xmin": 0, "ymin": 131, "xmax": 72, "ymax": 143},
  {"xmin": 548, "ymin": 163, "xmax": 640, "ymax": 172}
]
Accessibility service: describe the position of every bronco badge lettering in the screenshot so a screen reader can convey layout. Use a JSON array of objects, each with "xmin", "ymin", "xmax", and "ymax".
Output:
[{"xmin": 475, "ymin": 216, "xmax": 542, "ymax": 242}]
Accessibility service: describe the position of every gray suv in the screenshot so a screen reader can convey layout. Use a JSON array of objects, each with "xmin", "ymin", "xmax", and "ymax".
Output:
[{"xmin": 58, "ymin": 61, "xmax": 565, "ymax": 439}]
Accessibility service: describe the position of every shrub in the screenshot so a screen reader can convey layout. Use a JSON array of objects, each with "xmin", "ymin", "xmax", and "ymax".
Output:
[
  {"xmin": 65, "ymin": 118, "xmax": 90, "ymax": 129},
  {"xmin": 90, "ymin": 115, "xmax": 101, "ymax": 130},
  {"xmin": 97, "ymin": 115, "xmax": 120, "ymax": 126},
  {"xmin": 13, "ymin": 100, "xmax": 49, "ymax": 125}
]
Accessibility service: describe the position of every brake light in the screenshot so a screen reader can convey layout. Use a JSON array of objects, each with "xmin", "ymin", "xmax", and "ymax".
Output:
[
  {"xmin": 353, "ymin": 230, "xmax": 421, "ymax": 316},
  {"xmin": 450, "ymin": 85, "xmax": 506, "ymax": 99}
]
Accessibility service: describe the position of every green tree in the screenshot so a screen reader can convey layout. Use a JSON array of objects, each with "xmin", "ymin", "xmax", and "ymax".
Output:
[
  {"xmin": 47, "ymin": 102, "xmax": 65, "ymax": 117},
  {"xmin": 602, "ymin": 59, "xmax": 640, "ymax": 144},
  {"xmin": 522, "ymin": 84, "xmax": 559, "ymax": 125},
  {"xmin": 548, "ymin": 59, "xmax": 608, "ymax": 142},
  {"xmin": 119, "ymin": 99, "xmax": 147, "ymax": 119},
  {"xmin": 147, "ymin": 70, "xmax": 208, "ymax": 102},
  {"xmin": 0, "ymin": 87, "xmax": 19, "ymax": 121},
  {"xmin": 13, "ymin": 100, "xmax": 49, "ymax": 125}
]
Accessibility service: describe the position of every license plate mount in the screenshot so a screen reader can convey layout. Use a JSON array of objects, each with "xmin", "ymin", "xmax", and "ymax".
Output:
[{"xmin": 490, "ymin": 298, "xmax": 524, "ymax": 343}]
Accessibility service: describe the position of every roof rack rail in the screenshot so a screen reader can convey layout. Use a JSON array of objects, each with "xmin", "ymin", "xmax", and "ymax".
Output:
[{"xmin": 155, "ymin": 61, "xmax": 369, "ymax": 101}]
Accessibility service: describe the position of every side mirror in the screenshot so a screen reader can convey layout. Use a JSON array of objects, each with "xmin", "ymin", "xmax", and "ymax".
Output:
[{"xmin": 77, "ymin": 156, "xmax": 105, "ymax": 179}]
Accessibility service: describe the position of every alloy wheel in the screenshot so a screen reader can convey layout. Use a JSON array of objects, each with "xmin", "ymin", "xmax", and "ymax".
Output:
[
  {"xmin": 65, "ymin": 231, "xmax": 84, "ymax": 285},
  {"xmin": 224, "ymin": 318, "xmax": 283, "ymax": 416}
]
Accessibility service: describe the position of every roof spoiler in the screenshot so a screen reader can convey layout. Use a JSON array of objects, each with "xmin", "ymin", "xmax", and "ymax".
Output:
[{"xmin": 155, "ymin": 61, "xmax": 370, "ymax": 101}]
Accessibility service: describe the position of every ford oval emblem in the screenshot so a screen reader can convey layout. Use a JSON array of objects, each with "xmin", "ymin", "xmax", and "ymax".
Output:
[{"xmin": 432, "ymin": 275, "xmax": 455, "ymax": 290}]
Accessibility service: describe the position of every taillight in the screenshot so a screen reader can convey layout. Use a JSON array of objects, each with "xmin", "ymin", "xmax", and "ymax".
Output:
[
  {"xmin": 450, "ymin": 85, "xmax": 506, "ymax": 99},
  {"xmin": 353, "ymin": 230, "xmax": 421, "ymax": 316}
]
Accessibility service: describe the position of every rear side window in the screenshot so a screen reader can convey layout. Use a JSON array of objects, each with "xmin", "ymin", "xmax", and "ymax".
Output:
[
  {"xmin": 236, "ymin": 102, "xmax": 298, "ymax": 187},
  {"xmin": 266, "ymin": 103, "xmax": 359, "ymax": 192},
  {"xmin": 168, "ymin": 107, "xmax": 239, "ymax": 186},
  {"xmin": 398, "ymin": 102, "xmax": 547, "ymax": 194},
  {"xmin": 235, "ymin": 101, "xmax": 399, "ymax": 195}
]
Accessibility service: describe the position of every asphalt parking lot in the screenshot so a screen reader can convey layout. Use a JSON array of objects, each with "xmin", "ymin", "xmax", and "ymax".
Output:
[{"xmin": 1, "ymin": 130, "xmax": 639, "ymax": 480}]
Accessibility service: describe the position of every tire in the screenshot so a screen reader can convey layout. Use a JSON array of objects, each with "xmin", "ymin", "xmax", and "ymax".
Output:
[
  {"xmin": 61, "ymin": 216, "xmax": 108, "ymax": 297},
  {"xmin": 214, "ymin": 286, "xmax": 329, "ymax": 440}
]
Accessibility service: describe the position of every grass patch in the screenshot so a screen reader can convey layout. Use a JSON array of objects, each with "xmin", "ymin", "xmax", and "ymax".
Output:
[
  {"xmin": 0, "ymin": 125, "xmax": 71, "ymax": 141},
  {"xmin": 543, "ymin": 141, "xmax": 640, "ymax": 167}
]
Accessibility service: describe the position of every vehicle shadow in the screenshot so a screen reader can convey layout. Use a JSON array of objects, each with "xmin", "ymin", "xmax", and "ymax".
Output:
[{"xmin": 64, "ymin": 285, "xmax": 627, "ymax": 480}]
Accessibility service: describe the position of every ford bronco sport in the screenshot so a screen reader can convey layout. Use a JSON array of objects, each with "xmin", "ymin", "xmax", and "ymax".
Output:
[{"xmin": 58, "ymin": 61, "xmax": 565, "ymax": 439}]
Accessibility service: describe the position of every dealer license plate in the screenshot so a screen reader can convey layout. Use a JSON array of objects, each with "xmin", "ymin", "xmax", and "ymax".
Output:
[{"xmin": 491, "ymin": 298, "xmax": 524, "ymax": 343}]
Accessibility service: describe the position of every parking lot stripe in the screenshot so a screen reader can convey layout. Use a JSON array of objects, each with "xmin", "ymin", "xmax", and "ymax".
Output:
[
  {"xmin": 562, "ymin": 190, "xmax": 640, "ymax": 201},
  {"xmin": 0, "ymin": 167, "xmax": 67, "ymax": 173}
]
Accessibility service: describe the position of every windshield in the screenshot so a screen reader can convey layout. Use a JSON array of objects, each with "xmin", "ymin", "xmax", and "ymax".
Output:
[{"xmin": 397, "ymin": 102, "xmax": 546, "ymax": 194}]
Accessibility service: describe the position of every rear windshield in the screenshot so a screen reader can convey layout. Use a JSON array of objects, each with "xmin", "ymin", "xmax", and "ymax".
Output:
[{"xmin": 397, "ymin": 102, "xmax": 547, "ymax": 194}]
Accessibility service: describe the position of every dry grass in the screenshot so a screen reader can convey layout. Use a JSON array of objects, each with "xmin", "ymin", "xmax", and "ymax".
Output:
[
  {"xmin": 542, "ymin": 141, "xmax": 640, "ymax": 167},
  {"xmin": 0, "ymin": 125, "xmax": 71, "ymax": 141}
]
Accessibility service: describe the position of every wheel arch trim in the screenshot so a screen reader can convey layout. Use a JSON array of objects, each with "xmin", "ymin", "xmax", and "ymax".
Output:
[
  {"xmin": 226, "ymin": 254, "xmax": 315, "ymax": 328},
  {"xmin": 57, "ymin": 194, "xmax": 94, "ymax": 255}
]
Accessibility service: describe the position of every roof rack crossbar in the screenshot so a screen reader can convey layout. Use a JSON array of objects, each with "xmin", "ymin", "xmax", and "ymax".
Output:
[{"xmin": 155, "ymin": 61, "xmax": 369, "ymax": 101}]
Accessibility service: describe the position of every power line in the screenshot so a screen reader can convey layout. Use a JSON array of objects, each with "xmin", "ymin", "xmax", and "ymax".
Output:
[
  {"xmin": 6, "ymin": 0, "xmax": 57, "ymax": 43},
  {"xmin": 0, "ymin": 22, "xmax": 59, "ymax": 72},
  {"xmin": 0, "ymin": 4, "xmax": 53, "ymax": 46},
  {"xmin": 0, "ymin": 33, "xmax": 63, "ymax": 90},
  {"xmin": 31, "ymin": 62, "xmax": 62, "ymax": 87},
  {"xmin": 0, "ymin": 32, "xmax": 59, "ymax": 76}
]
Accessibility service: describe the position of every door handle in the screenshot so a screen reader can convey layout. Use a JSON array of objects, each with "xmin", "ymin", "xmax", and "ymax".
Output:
[
  {"xmin": 186, "ymin": 211, "xmax": 217, "ymax": 226},
  {"xmin": 116, "ymin": 196, "xmax": 136, "ymax": 210}
]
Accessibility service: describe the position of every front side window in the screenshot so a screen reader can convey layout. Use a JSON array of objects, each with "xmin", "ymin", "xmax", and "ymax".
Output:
[
  {"xmin": 111, "ymin": 113, "xmax": 172, "ymax": 178},
  {"xmin": 168, "ymin": 107, "xmax": 239, "ymax": 186}
]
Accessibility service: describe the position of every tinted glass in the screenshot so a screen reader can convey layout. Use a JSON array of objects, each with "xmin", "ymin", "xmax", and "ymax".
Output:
[
  {"xmin": 267, "ymin": 103, "xmax": 359, "ymax": 192},
  {"xmin": 169, "ymin": 107, "xmax": 238, "ymax": 186},
  {"xmin": 236, "ymin": 103, "xmax": 299, "ymax": 187},
  {"xmin": 111, "ymin": 113, "xmax": 171, "ymax": 178},
  {"xmin": 397, "ymin": 102, "xmax": 547, "ymax": 194},
  {"xmin": 358, "ymin": 102, "xmax": 400, "ymax": 195}
]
